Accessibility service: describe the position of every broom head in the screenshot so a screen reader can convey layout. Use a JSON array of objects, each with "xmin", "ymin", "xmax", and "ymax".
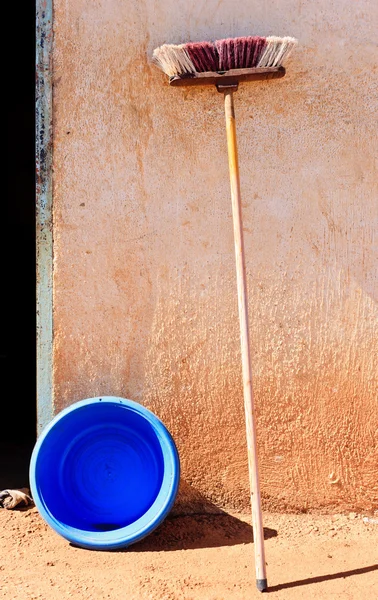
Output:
[{"xmin": 152, "ymin": 35, "xmax": 297, "ymax": 86}]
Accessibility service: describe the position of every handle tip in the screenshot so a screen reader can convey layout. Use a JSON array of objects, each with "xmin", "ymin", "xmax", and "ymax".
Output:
[{"xmin": 256, "ymin": 579, "xmax": 268, "ymax": 592}]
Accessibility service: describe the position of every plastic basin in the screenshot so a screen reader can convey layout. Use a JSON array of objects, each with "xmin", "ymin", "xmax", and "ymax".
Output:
[{"xmin": 29, "ymin": 397, "xmax": 180, "ymax": 550}]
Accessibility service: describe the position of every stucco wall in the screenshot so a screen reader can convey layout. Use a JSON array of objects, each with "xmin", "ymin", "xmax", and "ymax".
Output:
[{"xmin": 51, "ymin": 0, "xmax": 378, "ymax": 513}]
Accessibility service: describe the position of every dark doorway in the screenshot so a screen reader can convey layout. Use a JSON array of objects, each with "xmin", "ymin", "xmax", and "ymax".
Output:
[{"xmin": 3, "ymin": 2, "xmax": 36, "ymax": 489}]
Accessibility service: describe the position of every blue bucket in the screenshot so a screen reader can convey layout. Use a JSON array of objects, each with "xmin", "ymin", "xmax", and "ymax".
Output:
[{"xmin": 29, "ymin": 397, "xmax": 180, "ymax": 550}]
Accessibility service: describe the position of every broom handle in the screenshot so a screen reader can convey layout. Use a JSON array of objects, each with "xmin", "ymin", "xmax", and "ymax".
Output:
[{"xmin": 223, "ymin": 89, "xmax": 267, "ymax": 592}]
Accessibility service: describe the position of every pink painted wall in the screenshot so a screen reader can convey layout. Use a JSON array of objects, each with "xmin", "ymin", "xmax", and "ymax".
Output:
[{"xmin": 52, "ymin": 0, "xmax": 377, "ymax": 513}]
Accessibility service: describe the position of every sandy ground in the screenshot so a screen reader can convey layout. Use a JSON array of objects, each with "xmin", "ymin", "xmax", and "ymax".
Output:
[{"xmin": 1, "ymin": 504, "xmax": 377, "ymax": 600}]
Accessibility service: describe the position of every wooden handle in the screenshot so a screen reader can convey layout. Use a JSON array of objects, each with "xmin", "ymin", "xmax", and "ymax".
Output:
[{"xmin": 223, "ymin": 89, "xmax": 267, "ymax": 592}]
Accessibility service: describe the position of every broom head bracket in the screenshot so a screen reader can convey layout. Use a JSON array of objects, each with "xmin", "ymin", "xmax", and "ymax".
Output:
[{"xmin": 168, "ymin": 66, "xmax": 285, "ymax": 87}]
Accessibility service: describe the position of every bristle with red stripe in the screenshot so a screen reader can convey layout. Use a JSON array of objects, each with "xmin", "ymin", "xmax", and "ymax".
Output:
[
  {"xmin": 215, "ymin": 37, "xmax": 268, "ymax": 70},
  {"xmin": 185, "ymin": 41, "xmax": 219, "ymax": 72}
]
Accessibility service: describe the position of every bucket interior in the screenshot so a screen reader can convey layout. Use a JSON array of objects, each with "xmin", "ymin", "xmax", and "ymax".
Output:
[{"xmin": 34, "ymin": 401, "xmax": 164, "ymax": 532}]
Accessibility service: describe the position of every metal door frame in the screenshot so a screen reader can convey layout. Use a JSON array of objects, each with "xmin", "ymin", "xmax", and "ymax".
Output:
[{"xmin": 36, "ymin": 0, "xmax": 54, "ymax": 433}]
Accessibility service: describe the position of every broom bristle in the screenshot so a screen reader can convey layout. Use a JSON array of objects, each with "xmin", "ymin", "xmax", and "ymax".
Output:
[
  {"xmin": 185, "ymin": 42, "xmax": 219, "ymax": 72},
  {"xmin": 215, "ymin": 36, "xmax": 267, "ymax": 70},
  {"xmin": 256, "ymin": 36, "xmax": 298, "ymax": 68},
  {"xmin": 152, "ymin": 36, "xmax": 297, "ymax": 78},
  {"xmin": 152, "ymin": 44, "xmax": 196, "ymax": 77}
]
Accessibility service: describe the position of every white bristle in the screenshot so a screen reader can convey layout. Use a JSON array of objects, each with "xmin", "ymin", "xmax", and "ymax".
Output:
[
  {"xmin": 152, "ymin": 44, "xmax": 196, "ymax": 77},
  {"xmin": 257, "ymin": 36, "xmax": 298, "ymax": 68}
]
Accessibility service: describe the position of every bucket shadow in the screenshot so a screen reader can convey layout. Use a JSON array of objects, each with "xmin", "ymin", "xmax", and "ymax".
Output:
[
  {"xmin": 127, "ymin": 512, "xmax": 277, "ymax": 552},
  {"xmin": 128, "ymin": 480, "xmax": 277, "ymax": 552},
  {"xmin": 68, "ymin": 481, "xmax": 277, "ymax": 552}
]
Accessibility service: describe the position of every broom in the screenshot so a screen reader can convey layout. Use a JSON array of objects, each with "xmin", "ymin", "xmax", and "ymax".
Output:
[{"xmin": 152, "ymin": 35, "xmax": 297, "ymax": 593}]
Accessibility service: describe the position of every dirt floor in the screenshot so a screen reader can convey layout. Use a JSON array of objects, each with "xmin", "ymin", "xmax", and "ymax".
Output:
[{"xmin": 1, "ymin": 502, "xmax": 377, "ymax": 600}]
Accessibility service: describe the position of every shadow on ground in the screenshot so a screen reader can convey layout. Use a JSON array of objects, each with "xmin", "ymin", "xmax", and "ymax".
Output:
[
  {"xmin": 127, "ymin": 512, "xmax": 277, "ymax": 552},
  {"xmin": 267, "ymin": 564, "xmax": 378, "ymax": 592},
  {"xmin": 125, "ymin": 480, "xmax": 277, "ymax": 552}
]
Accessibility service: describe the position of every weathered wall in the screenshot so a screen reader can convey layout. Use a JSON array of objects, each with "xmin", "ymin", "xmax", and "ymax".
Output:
[{"xmin": 51, "ymin": 0, "xmax": 378, "ymax": 513}]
